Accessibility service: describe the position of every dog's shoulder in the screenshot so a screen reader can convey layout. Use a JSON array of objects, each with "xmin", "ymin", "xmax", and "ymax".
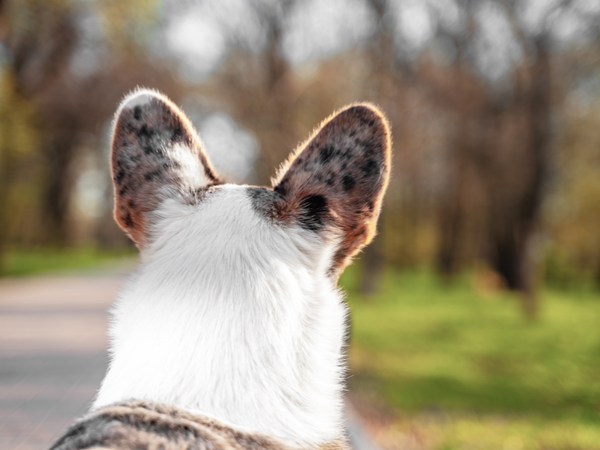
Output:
[{"xmin": 50, "ymin": 400, "xmax": 350, "ymax": 450}]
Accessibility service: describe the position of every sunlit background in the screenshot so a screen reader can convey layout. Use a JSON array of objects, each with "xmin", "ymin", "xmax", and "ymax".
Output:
[{"xmin": 1, "ymin": 1, "xmax": 600, "ymax": 449}]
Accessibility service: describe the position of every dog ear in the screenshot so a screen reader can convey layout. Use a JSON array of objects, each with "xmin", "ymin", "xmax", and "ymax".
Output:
[
  {"xmin": 110, "ymin": 89, "xmax": 221, "ymax": 246},
  {"xmin": 272, "ymin": 103, "xmax": 391, "ymax": 276}
]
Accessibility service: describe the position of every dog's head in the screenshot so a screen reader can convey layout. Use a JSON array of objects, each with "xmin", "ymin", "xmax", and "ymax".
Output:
[
  {"xmin": 99, "ymin": 89, "xmax": 391, "ymax": 443},
  {"xmin": 111, "ymin": 89, "xmax": 390, "ymax": 279}
]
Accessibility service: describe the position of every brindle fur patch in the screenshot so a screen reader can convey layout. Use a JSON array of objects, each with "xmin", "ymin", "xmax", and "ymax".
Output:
[
  {"xmin": 111, "ymin": 90, "xmax": 222, "ymax": 246},
  {"xmin": 267, "ymin": 103, "xmax": 391, "ymax": 277},
  {"xmin": 50, "ymin": 401, "xmax": 349, "ymax": 450}
]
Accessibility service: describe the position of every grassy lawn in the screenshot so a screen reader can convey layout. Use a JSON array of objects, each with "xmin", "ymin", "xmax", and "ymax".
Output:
[
  {"xmin": 340, "ymin": 266, "xmax": 600, "ymax": 450},
  {"xmin": 1, "ymin": 247, "xmax": 137, "ymax": 277}
]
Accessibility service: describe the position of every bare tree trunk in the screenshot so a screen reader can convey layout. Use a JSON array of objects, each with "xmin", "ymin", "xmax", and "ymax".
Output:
[
  {"xmin": 437, "ymin": 145, "xmax": 463, "ymax": 277},
  {"xmin": 518, "ymin": 38, "xmax": 550, "ymax": 318},
  {"xmin": 42, "ymin": 133, "xmax": 78, "ymax": 244},
  {"xmin": 360, "ymin": 224, "xmax": 385, "ymax": 295},
  {"xmin": 436, "ymin": 116, "xmax": 470, "ymax": 278},
  {"xmin": 1, "ymin": 0, "xmax": 80, "ymax": 245},
  {"xmin": 436, "ymin": 181, "xmax": 463, "ymax": 277},
  {"xmin": 488, "ymin": 227, "xmax": 537, "ymax": 317},
  {"xmin": 486, "ymin": 38, "xmax": 550, "ymax": 319},
  {"xmin": 0, "ymin": 118, "xmax": 16, "ymax": 274}
]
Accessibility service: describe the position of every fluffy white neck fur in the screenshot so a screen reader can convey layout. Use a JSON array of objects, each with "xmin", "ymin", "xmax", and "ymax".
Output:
[{"xmin": 93, "ymin": 186, "xmax": 347, "ymax": 447}]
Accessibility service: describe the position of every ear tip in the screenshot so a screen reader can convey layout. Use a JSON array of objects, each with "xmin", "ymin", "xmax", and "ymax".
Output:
[
  {"xmin": 116, "ymin": 88, "xmax": 172, "ymax": 117},
  {"xmin": 338, "ymin": 103, "xmax": 390, "ymax": 134},
  {"xmin": 340, "ymin": 102, "xmax": 391, "ymax": 154},
  {"xmin": 345, "ymin": 102, "xmax": 385, "ymax": 116}
]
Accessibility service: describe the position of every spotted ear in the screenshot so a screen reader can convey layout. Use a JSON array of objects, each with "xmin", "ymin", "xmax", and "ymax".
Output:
[
  {"xmin": 272, "ymin": 103, "xmax": 391, "ymax": 276},
  {"xmin": 111, "ymin": 89, "xmax": 221, "ymax": 246}
]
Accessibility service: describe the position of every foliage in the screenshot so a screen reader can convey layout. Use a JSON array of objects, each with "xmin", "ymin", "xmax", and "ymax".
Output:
[
  {"xmin": 1, "ymin": 0, "xmax": 600, "ymax": 312},
  {"xmin": 0, "ymin": 69, "xmax": 43, "ymax": 266},
  {"xmin": 341, "ymin": 265, "xmax": 600, "ymax": 449},
  {"xmin": 0, "ymin": 71, "xmax": 38, "ymax": 159},
  {"xmin": 545, "ymin": 79, "xmax": 600, "ymax": 287},
  {"xmin": 94, "ymin": 0, "xmax": 162, "ymax": 50}
]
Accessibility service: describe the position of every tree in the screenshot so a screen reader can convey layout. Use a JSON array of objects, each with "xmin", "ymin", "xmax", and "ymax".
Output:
[
  {"xmin": 361, "ymin": 0, "xmax": 600, "ymax": 317},
  {"xmin": 0, "ymin": 0, "xmax": 181, "ymax": 253}
]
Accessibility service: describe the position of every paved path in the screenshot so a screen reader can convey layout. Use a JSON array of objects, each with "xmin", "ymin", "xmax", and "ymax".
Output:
[
  {"xmin": 0, "ymin": 275, "xmax": 125, "ymax": 450},
  {"xmin": 0, "ymin": 273, "xmax": 380, "ymax": 450}
]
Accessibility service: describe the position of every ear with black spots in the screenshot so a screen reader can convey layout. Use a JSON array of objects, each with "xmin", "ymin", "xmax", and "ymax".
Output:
[
  {"xmin": 272, "ymin": 103, "xmax": 391, "ymax": 276},
  {"xmin": 111, "ymin": 89, "xmax": 221, "ymax": 246}
]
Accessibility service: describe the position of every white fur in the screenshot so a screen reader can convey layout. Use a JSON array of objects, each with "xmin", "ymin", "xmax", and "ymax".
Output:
[
  {"xmin": 94, "ymin": 185, "xmax": 348, "ymax": 447},
  {"xmin": 121, "ymin": 90, "xmax": 155, "ymax": 108},
  {"xmin": 168, "ymin": 142, "xmax": 210, "ymax": 190}
]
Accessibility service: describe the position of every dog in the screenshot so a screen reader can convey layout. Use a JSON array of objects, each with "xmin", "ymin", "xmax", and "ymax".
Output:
[{"xmin": 50, "ymin": 89, "xmax": 391, "ymax": 450}]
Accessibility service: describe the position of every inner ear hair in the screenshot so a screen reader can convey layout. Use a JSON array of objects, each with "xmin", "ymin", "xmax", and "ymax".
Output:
[{"xmin": 272, "ymin": 103, "xmax": 391, "ymax": 276}]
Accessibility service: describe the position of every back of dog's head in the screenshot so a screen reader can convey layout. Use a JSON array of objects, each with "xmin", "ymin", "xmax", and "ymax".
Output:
[{"xmin": 91, "ymin": 89, "xmax": 391, "ymax": 447}]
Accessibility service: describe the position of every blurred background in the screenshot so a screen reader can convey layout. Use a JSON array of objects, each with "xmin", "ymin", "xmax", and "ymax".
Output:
[{"xmin": 1, "ymin": 0, "xmax": 600, "ymax": 449}]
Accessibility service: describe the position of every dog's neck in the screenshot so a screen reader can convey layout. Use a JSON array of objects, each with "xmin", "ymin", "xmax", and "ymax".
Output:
[{"xmin": 93, "ymin": 187, "xmax": 348, "ymax": 447}]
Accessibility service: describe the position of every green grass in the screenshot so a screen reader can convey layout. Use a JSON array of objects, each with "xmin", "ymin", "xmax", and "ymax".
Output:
[
  {"xmin": 1, "ymin": 246, "xmax": 137, "ymax": 277},
  {"xmin": 340, "ymin": 266, "xmax": 600, "ymax": 449}
]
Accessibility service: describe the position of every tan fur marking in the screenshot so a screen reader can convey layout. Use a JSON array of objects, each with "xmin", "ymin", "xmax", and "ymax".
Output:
[{"xmin": 51, "ymin": 401, "xmax": 349, "ymax": 450}]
